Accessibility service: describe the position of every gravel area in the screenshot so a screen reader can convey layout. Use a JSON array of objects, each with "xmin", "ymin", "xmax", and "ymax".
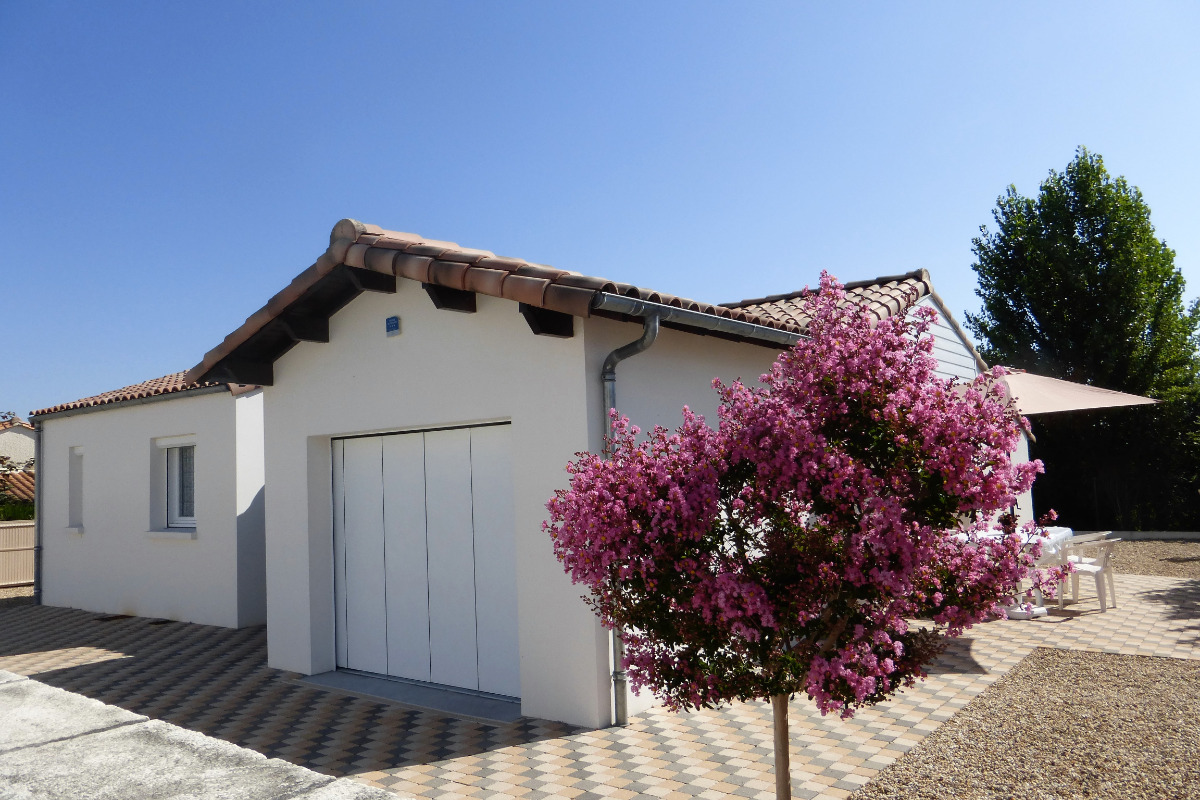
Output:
[
  {"xmin": 851, "ymin": 648, "xmax": 1200, "ymax": 800},
  {"xmin": 1110, "ymin": 539, "xmax": 1200, "ymax": 580},
  {"xmin": 0, "ymin": 585, "xmax": 33, "ymax": 609}
]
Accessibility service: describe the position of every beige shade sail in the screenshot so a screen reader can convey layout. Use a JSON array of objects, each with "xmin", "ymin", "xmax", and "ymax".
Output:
[{"xmin": 998, "ymin": 370, "xmax": 1159, "ymax": 416}]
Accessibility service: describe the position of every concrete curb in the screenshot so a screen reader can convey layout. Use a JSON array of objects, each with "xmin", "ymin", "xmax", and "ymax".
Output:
[{"xmin": 0, "ymin": 670, "xmax": 406, "ymax": 800}]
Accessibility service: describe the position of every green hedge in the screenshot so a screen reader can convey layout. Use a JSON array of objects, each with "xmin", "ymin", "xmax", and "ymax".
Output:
[{"xmin": 0, "ymin": 502, "xmax": 34, "ymax": 521}]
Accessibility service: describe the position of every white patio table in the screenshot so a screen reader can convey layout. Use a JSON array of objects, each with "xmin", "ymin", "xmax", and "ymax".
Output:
[{"xmin": 950, "ymin": 526, "xmax": 1078, "ymax": 619}]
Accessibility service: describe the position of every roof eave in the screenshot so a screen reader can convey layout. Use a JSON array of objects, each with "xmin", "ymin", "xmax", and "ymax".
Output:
[{"xmin": 31, "ymin": 383, "xmax": 232, "ymax": 422}]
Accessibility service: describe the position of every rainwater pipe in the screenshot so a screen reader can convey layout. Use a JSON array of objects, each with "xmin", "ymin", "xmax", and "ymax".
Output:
[
  {"xmin": 600, "ymin": 313, "xmax": 660, "ymax": 728},
  {"xmin": 32, "ymin": 420, "xmax": 43, "ymax": 606},
  {"xmin": 593, "ymin": 294, "xmax": 804, "ymax": 727}
]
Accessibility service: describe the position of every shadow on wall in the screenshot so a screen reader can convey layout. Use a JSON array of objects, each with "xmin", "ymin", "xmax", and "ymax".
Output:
[
  {"xmin": 0, "ymin": 605, "xmax": 578, "ymax": 778},
  {"xmin": 236, "ymin": 486, "xmax": 267, "ymax": 627}
]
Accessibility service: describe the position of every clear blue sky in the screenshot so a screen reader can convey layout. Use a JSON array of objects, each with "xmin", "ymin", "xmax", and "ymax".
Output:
[{"xmin": 4, "ymin": 2, "xmax": 1198, "ymax": 419}]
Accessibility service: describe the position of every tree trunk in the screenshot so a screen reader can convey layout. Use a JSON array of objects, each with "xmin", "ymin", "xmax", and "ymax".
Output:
[{"xmin": 771, "ymin": 693, "xmax": 792, "ymax": 800}]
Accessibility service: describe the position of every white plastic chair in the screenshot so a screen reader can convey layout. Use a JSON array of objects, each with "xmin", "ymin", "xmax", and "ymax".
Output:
[{"xmin": 1064, "ymin": 538, "xmax": 1120, "ymax": 612}]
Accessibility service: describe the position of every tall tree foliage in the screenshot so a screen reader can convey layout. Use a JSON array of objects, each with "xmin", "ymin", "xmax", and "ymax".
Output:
[{"xmin": 966, "ymin": 148, "xmax": 1200, "ymax": 529}]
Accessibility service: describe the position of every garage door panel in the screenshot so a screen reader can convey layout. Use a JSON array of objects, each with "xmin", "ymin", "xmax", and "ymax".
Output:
[
  {"xmin": 332, "ymin": 440, "xmax": 348, "ymax": 668},
  {"xmin": 470, "ymin": 426, "xmax": 521, "ymax": 698},
  {"xmin": 342, "ymin": 436, "xmax": 388, "ymax": 675},
  {"xmin": 424, "ymin": 428, "xmax": 479, "ymax": 690},
  {"xmin": 383, "ymin": 433, "xmax": 431, "ymax": 683}
]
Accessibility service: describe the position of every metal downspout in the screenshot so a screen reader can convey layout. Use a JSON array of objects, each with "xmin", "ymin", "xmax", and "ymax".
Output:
[
  {"xmin": 600, "ymin": 314, "xmax": 660, "ymax": 727},
  {"xmin": 33, "ymin": 421, "xmax": 43, "ymax": 605}
]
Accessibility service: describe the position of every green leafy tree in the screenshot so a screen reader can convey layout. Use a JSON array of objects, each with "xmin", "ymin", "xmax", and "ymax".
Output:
[{"xmin": 966, "ymin": 147, "xmax": 1200, "ymax": 530}]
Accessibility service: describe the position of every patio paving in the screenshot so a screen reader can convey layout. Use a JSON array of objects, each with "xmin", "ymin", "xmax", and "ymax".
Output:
[{"xmin": 1, "ymin": 573, "xmax": 1196, "ymax": 800}]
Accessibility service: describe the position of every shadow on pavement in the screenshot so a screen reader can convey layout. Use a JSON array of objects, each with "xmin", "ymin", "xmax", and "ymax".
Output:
[
  {"xmin": 1137, "ymin": 579, "xmax": 1200, "ymax": 647},
  {"xmin": 0, "ymin": 604, "xmax": 577, "ymax": 779}
]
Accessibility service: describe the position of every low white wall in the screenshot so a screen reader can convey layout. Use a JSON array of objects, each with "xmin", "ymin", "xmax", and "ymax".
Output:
[
  {"xmin": 262, "ymin": 285, "xmax": 611, "ymax": 729},
  {"xmin": 38, "ymin": 389, "xmax": 264, "ymax": 628}
]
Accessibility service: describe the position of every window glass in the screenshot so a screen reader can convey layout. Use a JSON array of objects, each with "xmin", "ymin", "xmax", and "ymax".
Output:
[
  {"xmin": 167, "ymin": 445, "xmax": 196, "ymax": 527},
  {"xmin": 178, "ymin": 445, "xmax": 195, "ymax": 518}
]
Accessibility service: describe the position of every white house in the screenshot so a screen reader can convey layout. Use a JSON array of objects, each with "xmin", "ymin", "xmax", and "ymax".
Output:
[
  {"xmin": 30, "ymin": 374, "xmax": 266, "ymax": 629},
  {"xmin": 0, "ymin": 417, "xmax": 36, "ymax": 467},
  {"xmin": 159, "ymin": 218, "xmax": 1003, "ymax": 729}
]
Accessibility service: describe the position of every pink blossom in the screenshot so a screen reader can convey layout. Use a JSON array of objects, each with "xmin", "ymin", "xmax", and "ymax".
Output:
[{"xmin": 546, "ymin": 273, "xmax": 1050, "ymax": 717}]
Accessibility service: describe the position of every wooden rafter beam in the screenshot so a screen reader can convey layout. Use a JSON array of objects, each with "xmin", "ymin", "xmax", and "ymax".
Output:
[
  {"xmin": 423, "ymin": 283, "xmax": 477, "ymax": 313},
  {"xmin": 211, "ymin": 357, "xmax": 274, "ymax": 386},
  {"xmin": 519, "ymin": 303, "xmax": 574, "ymax": 338},
  {"xmin": 278, "ymin": 314, "xmax": 330, "ymax": 343},
  {"xmin": 343, "ymin": 265, "xmax": 397, "ymax": 294}
]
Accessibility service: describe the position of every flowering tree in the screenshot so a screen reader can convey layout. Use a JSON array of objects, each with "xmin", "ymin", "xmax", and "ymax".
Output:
[{"xmin": 546, "ymin": 274, "xmax": 1067, "ymax": 799}]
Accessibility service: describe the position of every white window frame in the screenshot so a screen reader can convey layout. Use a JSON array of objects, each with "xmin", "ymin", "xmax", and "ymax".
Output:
[{"xmin": 155, "ymin": 434, "xmax": 197, "ymax": 530}]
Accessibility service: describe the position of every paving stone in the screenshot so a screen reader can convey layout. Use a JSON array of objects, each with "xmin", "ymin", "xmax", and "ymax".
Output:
[{"xmin": 1, "ymin": 573, "xmax": 1197, "ymax": 800}]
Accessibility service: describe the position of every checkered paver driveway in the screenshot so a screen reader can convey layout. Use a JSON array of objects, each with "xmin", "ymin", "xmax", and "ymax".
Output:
[{"xmin": 2, "ymin": 574, "xmax": 1197, "ymax": 800}]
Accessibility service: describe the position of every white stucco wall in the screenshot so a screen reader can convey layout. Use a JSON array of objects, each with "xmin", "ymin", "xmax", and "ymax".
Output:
[
  {"xmin": 37, "ymin": 389, "xmax": 265, "ymax": 628},
  {"xmin": 582, "ymin": 318, "xmax": 781, "ymax": 452},
  {"xmin": 262, "ymin": 284, "xmax": 613, "ymax": 728},
  {"xmin": 0, "ymin": 426, "xmax": 36, "ymax": 465},
  {"xmin": 235, "ymin": 390, "xmax": 268, "ymax": 626}
]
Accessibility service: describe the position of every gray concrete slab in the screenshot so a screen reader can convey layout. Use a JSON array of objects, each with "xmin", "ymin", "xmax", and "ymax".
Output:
[
  {"xmin": 296, "ymin": 780, "xmax": 407, "ymax": 800},
  {"xmin": 0, "ymin": 676, "xmax": 145, "ymax": 754},
  {"xmin": 0, "ymin": 669, "xmax": 26, "ymax": 685},
  {"xmin": 0, "ymin": 719, "xmax": 332, "ymax": 800},
  {"xmin": 0, "ymin": 677, "xmax": 408, "ymax": 800}
]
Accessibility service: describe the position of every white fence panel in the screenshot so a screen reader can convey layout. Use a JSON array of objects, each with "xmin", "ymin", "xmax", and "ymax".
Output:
[{"xmin": 0, "ymin": 520, "xmax": 35, "ymax": 587}]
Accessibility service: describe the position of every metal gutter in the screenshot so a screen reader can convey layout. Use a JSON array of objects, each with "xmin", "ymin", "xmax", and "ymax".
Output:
[
  {"xmin": 29, "ymin": 384, "xmax": 232, "ymax": 423},
  {"xmin": 591, "ymin": 293, "xmax": 804, "ymax": 348}
]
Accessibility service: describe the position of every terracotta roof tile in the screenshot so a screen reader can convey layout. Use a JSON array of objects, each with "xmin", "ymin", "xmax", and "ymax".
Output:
[
  {"xmin": 0, "ymin": 418, "xmax": 33, "ymax": 432},
  {"xmin": 184, "ymin": 220, "xmax": 937, "ymax": 385},
  {"xmin": 725, "ymin": 270, "xmax": 933, "ymax": 330},
  {"xmin": 0, "ymin": 470, "xmax": 34, "ymax": 503},
  {"xmin": 30, "ymin": 372, "xmax": 251, "ymax": 418}
]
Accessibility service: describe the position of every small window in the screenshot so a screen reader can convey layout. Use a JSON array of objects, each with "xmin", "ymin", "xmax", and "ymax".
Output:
[
  {"xmin": 68, "ymin": 446, "xmax": 84, "ymax": 528},
  {"xmin": 166, "ymin": 445, "xmax": 196, "ymax": 527}
]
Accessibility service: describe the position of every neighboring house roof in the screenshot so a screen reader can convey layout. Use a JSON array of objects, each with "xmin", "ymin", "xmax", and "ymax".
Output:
[
  {"xmin": 725, "ymin": 271, "xmax": 935, "ymax": 330},
  {"xmin": 0, "ymin": 418, "xmax": 34, "ymax": 432},
  {"xmin": 185, "ymin": 219, "xmax": 937, "ymax": 386},
  {"xmin": 0, "ymin": 470, "xmax": 34, "ymax": 502},
  {"xmin": 31, "ymin": 372, "xmax": 255, "ymax": 418}
]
